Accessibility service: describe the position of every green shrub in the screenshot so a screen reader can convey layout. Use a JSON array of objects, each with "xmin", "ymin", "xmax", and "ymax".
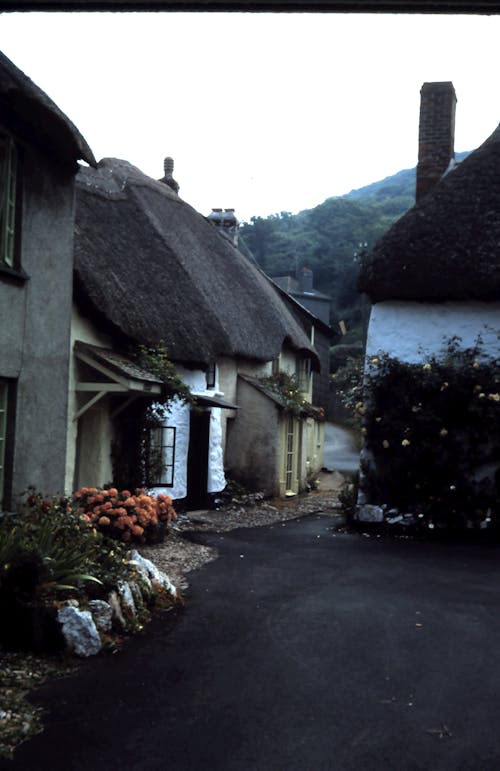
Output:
[{"xmin": 361, "ymin": 339, "xmax": 500, "ymax": 530}]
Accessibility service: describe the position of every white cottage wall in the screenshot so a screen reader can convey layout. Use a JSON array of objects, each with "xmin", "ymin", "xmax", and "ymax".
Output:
[
  {"xmin": 367, "ymin": 301, "xmax": 500, "ymax": 363},
  {"xmin": 153, "ymin": 366, "xmax": 227, "ymax": 500}
]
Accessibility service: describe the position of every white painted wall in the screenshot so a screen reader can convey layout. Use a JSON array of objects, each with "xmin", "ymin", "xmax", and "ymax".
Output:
[
  {"xmin": 152, "ymin": 365, "xmax": 227, "ymax": 500},
  {"xmin": 366, "ymin": 301, "xmax": 500, "ymax": 363}
]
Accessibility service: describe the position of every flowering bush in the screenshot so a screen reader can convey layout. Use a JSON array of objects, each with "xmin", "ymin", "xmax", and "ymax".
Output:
[
  {"xmin": 73, "ymin": 487, "xmax": 177, "ymax": 544},
  {"xmin": 259, "ymin": 372, "xmax": 323, "ymax": 418},
  {"xmin": 361, "ymin": 338, "xmax": 500, "ymax": 531}
]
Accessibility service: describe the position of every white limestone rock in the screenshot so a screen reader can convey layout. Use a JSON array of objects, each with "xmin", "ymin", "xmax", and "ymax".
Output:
[
  {"xmin": 88, "ymin": 600, "xmax": 113, "ymax": 632},
  {"xmin": 57, "ymin": 605, "xmax": 102, "ymax": 657},
  {"xmin": 118, "ymin": 581, "xmax": 136, "ymax": 615},
  {"xmin": 108, "ymin": 590, "xmax": 127, "ymax": 630},
  {"xmin": 130, "ymin": 550, "xmax": 177, "ymax": 597}
]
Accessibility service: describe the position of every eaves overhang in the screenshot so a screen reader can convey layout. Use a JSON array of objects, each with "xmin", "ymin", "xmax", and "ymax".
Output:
[{"xmin": 74, "ymin": 341, "xmax": 163, "ymax": 420}]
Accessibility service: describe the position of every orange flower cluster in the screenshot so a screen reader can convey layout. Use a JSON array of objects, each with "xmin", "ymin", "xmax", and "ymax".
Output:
[{"xmin": 73, "ymin": 487, "xmax": 177, "ymax": 544}]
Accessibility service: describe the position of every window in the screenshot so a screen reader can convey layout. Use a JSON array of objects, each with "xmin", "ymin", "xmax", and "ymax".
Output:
[
  {"xmin": 297, "ymin": 358, "xmax": 312, "ymax": 394},
  {"xmin": 206, "ymin": 362, "xmax": 216, "ymax": 389},
  {"xmin": 0, "ymin": 379, "xmax": 14, "ymax": 510},
  {"xmin": 285, "ymin": 414, "xmax": 295, "ymax": 491},
  {"xmin": 147, "ymin": 426, "xmax": 176, "ymax": 487},
  {"xmin": 0, "ymin": 133, "xmax": 19, "ymax": 269}
]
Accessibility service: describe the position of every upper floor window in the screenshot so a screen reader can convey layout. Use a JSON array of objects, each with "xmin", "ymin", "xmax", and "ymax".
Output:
[
  {"xmin": 206, "ymin": 362, "xmax": 216, "ymax": 390},
  {"xmin": 0, "ymin": 133, "xmax": 20, "ymax": 271},
  {"xmin": 297, "ymin": 358, "xmax": 312, "ymax": 395}
]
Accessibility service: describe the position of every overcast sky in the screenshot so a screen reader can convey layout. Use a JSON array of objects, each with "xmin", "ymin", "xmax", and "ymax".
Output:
[{"xmin": 1, "ymin": 11, "xmax": 499, "ymax": 221}]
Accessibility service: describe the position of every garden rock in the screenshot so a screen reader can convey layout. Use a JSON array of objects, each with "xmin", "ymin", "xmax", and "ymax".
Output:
[
  {"xmin": 130, "ymin": 549, "xmax": 177, "ymax": 596},
  {"xmin": 129, "ymin": 580, "xmax": 145, "ymax": 608},
  {"xmin": 118, "ymin": 582, "xmax": 136, "ymax": 615},
  {"xmin": 356, "ymin": 504, "xmax": 385, "ymax": 523},
  {"xmin": 108, "ymin": 590, "xmax": 127, "ymax": 630},
  {"xmin": 88, "ymin": 600, "xmax": 113, "ymax": 632},
  {"xmin": 57, "ymin": 605, "xmax": 102, "ymax": 657}
]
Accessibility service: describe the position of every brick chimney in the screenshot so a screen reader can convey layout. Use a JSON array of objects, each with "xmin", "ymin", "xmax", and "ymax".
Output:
[
  {"xmin": 416, "ymin": 82, "xmax": 457, "ymax": 203},
  {"xmin": 297, "ymin": 265, "xmax": 314, "ymax": 293}
]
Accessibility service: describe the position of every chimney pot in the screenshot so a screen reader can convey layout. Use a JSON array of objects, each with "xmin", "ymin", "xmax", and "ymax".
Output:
[{"xmin": 161, "ymin": 156, "xmax": 179, "ymax": 194}]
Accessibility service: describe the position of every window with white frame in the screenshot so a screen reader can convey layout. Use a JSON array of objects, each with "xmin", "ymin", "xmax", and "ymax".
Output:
[
  {"xmin": 0, "ymin": 132, "xmax": 20, "ymax": 270},
  {"xmin": 147, "ymin": 426, "xmax": 176, "ymax": 486},
  {"xmin": 297, "ymin": 357, "xmax": 312, "ymax": 394}
]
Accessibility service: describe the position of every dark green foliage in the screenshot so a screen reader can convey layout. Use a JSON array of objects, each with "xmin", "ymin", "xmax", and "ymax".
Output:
[
  {"xmin": 362, "ymin": 339, "xmax": 500, "ymax": 531},
  {"xmin": 330, "ymin": 342, "xmax": 365, "ymax": 372},
  {"xmin": 338, "ymin": 474, "xmax": 359, "ymax": 524},
  {"xmin": 0, "ymin": 493, "xmax": 130, "ymax": 606},
  {"xmin": 259, "ymin": 372, "xmax": 320, "ymax": 418}
]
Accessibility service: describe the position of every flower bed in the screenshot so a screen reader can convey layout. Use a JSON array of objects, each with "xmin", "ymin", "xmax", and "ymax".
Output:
[{"xmin": 74, "ymin": 487, "xmax": 177, "ymax": 544}]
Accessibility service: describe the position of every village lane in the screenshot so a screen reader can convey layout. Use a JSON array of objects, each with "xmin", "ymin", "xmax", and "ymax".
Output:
[{"xmin": 6, "ymin": 515, "xmax": 500, "ymax": 771}]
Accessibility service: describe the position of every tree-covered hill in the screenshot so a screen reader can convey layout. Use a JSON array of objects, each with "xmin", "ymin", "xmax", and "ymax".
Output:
[{"xmin": 239, "ymin": 153, "xmax": 468, "ymax": 339}]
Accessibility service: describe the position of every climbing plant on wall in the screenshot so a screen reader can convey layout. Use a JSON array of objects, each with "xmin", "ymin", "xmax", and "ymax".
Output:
[
  {"xmin": 361, "ymin": 337, "xmax": 500, "ymax": 531},
  {"xmin": 112, "ymin": 342, "xmax": 191, "ymax": 490}
]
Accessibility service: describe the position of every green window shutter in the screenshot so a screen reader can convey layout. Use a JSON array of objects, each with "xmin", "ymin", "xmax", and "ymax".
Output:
[{"xmin": 0, "ymin": 135, "xmax": 18, "ymax": 268}]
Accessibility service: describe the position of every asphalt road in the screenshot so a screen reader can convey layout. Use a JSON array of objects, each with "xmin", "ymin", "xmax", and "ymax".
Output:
[{"xmin": 6, "ymin": 515, "xmax": 500, "ymax": 771}]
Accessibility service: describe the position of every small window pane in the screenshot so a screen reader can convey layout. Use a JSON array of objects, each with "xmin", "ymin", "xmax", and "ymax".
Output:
[{"xmin": 147, "ymin": 425, "xmax": 176, "ymax": 487}]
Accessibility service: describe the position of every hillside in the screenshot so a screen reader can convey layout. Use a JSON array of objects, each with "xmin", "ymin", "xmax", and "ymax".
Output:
[{"xmin": 239, "ymin": 153, "xmax": 469, "ymax": 339}]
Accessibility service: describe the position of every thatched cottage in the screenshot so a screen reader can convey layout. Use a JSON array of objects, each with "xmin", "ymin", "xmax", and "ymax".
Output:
[
  {"xmin": 0, "ymin": 50, "xmax": 95, "ymax": 510},
  {"xmin": 357, "ymin": 81, "xmax": 500, "ymax": 525},
  {"xmin": 70, "ymin": 158, "xmax": 323, "ymax": 505},
  {"xmin": 271, "ymin": 271, "xmax": 335, "ymax": 420}
]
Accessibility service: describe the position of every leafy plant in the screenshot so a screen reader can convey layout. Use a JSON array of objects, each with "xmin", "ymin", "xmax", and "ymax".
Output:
[
  {"xmin": 259, "ymin": 372, "xmax": 323, "ymax": 419},
  {"xmin": 361, "ymin": 338, "xmax": 500, "ymax": 530},
  {"xmin": 112, "ymin": 341, "xmax": 190, "ymax": 488}
]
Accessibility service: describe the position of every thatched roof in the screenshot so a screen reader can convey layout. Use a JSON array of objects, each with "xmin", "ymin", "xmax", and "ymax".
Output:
[
  {"xmin": 358, "ymin": 123, "xmax": 500, "ymax": 302},
  {"xmin": 74, "ymin": 158, "xmax": 319, "ymax": 369},
  {"xmin": 0, "ymin": 50, "xmax": 95, "ymax": 170}
]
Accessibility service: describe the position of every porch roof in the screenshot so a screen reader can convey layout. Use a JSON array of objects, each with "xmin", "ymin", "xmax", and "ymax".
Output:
[
  {"xmin": 74, "ymin": 341, "xmax": 163, "ymax": 420},
  {"xmin": 193, "ymin": 393, "xmax": 240, "ymax": 410}
]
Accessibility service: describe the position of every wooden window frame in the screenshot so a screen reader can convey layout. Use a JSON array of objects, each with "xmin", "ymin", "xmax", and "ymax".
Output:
[
  {"xmin": 0, "ymin": 132, "xmax": 22, "ymax": 274},
  {"xmin": 147, "ymin": 425, "xmax": 176, "ymax": 487}
]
